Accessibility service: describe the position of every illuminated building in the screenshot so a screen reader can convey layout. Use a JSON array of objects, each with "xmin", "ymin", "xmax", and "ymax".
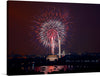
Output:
[{"xmin": 46, "ymin": 55, "xmax": 58, "ymax": 61}]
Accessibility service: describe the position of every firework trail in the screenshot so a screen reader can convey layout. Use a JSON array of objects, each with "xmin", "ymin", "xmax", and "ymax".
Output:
[{"xmin": 34, "ymin": 7, "xmax": 71, "ymax": 54}]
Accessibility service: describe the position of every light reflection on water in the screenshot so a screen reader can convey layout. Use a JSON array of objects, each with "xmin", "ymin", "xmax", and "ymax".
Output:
[
  {"xmin": 34, "ymin": 65, "xmax": 67, "ymax": 74},
  {"xmin": 21, "ymin": 63, "xmax": 91, "ymax": 74}
]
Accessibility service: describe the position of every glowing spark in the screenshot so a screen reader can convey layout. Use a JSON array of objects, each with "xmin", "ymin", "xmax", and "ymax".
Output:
[{"xmin": 33, "ymin": 7, "xmax": 71, "ymax": 54}]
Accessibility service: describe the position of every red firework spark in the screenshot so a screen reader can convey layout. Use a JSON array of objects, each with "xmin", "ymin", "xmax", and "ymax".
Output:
[{"xmin": 33, "ymin": 7, "xmax": 71, "ymax": 50}]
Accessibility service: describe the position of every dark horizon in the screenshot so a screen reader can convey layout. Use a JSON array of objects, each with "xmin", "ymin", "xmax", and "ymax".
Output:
[{"xmin": 8, "ymin": 1, "xmax": 100, "ymax": 56}]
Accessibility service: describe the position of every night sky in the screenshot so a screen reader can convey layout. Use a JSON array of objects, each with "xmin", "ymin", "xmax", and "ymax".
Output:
[{"xmin": 8, "ymin": 1, "xmax": 100, "ymax": 56}]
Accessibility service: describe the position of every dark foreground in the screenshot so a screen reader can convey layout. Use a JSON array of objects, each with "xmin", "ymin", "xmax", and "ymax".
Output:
[{"xmin": 7, "ymin": 53, "xmax": 100, "ymax": 75}]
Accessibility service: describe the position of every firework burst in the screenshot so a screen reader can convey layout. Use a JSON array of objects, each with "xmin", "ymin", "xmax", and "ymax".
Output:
[
  {"xmin": 40, "ymin": 20, "xmax": 66, "ymax": 47},
  {"xmin": 33, "ymin": 7, "xmax": 71, "ymax": 54}
]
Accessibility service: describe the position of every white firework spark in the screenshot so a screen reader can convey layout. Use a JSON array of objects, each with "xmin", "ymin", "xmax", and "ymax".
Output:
[{"xmin": 40, "ymin": 20, "xmax": 66, "ymax": 48}]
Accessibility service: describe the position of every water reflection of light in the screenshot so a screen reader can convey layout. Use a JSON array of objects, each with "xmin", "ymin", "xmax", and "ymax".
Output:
[{"xmin": 34, "ymin": 65, "xmax": 67, "ymax": 74}]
